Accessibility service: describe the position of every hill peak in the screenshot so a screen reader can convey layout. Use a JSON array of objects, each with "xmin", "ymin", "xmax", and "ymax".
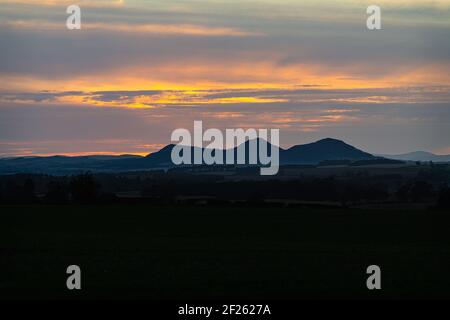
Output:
[
  {"xmin": 282, "ymin": 138, "xmax": 375, "ymax": 164},
  {"xmin": 314, "ymin": 138, "xmax": 346, "ymax": 144}
]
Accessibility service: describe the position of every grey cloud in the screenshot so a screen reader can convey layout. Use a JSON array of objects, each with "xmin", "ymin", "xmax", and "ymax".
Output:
[{"xmin": 1, "ymin": 4, "xmax": 449, "ymax": 80}]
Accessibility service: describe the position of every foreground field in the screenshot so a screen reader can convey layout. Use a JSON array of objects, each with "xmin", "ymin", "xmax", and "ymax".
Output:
[{"xmin": 1, "ymin": 205, "xmax": 450, "ymax": 299}]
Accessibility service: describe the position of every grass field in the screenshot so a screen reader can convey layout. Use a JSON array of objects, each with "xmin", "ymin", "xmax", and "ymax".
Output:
[{"xmin": 1, "ymin": 205, "xmax": 450, "ymax": 299}]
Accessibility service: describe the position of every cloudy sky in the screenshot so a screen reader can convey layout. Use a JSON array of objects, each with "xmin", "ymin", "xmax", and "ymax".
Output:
[{"xmin": 0, "ymin": 0, "xmax": 449, "ymax": 156}]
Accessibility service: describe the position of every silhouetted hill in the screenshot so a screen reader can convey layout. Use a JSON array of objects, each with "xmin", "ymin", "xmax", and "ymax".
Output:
[
  {"xmin": 281, "ymin": 138, "xmax": 376, "ymax": 164},
  {"xmin": 144, "ymin": 138, "xmax": 279, "ymax": 166},
  {"xmin": 380, "ymin": 151, "xmax": 450, "ymax": 162},
  {"xmin": 144, "ymin": 144, "xmax": 176, "ymax": 166},
  {"xmin": 0, "ymin": 138, "xmax": 383, "ymax": 175}
]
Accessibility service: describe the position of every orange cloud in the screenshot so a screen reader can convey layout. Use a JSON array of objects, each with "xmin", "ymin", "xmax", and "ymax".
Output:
[
  {"xmin": 1, "ymin": 20, "xmax": 260, "ymax": 37},
  {"xmin": 1, "ymin": 56, "xmax": 449, "ymax": 110}
]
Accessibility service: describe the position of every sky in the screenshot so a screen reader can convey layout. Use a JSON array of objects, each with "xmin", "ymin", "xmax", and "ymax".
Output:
[{"xmin": 0, "ymin": 0, "xmax": 449, "ymax": 157}]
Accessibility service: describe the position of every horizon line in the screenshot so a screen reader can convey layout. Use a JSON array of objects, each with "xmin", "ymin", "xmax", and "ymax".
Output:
[{"xmin": 1, "ymin": 137, "xmax": 447, "ymax": 159}]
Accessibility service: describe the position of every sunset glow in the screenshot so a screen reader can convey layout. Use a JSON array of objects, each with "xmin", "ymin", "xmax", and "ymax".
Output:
[{"xmin": 1, "ymin": 0, "xmax": 450, "ymax": 156}]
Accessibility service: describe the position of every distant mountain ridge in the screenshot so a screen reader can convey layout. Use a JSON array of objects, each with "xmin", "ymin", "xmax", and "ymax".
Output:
[
  {"xmin": 378, "ymin": 151, "xmax": 450, "ymax": 162},
  {"xmin": 0, "ymin": 138, "xmax": 391, "ymax": 175}
]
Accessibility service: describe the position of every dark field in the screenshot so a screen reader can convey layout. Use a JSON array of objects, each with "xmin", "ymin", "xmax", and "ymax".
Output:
[{"xmin": 1, "ymin": 205, "xmax": 450, "ymax": 299}]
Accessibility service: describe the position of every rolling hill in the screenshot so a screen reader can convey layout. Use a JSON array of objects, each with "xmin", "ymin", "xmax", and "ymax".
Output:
[
  {"xmin": 0, "ymin": 138, "xmax": 384, "ymax": 175},
  {"xmin": 379, "ymin": 151, "xmax": 450, "ymax": 162},
  {"xmin": 280, "ymin": 138, "xmax": 376, "ymax": 164}
]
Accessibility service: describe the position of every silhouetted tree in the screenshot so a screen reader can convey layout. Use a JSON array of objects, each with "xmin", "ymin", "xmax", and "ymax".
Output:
[
  {"xmin": 366, "ymin": 184, "xmax": 389, "ymax": 201},
  {"xmin": 23, "ymin": 178, "xmax": 36, "ymax": 202},
  {"xmin": 411, "ymin": 180, "xmax": 433, "ymax": 202},
  {"xmin": 45, "ymin": 180, "xmax": 69, "ymax": 203},
  {"xmin": 396, "ymin": 184, "xmax": 411, "ymax": 202},
  {"xmin": 1, "ymin": 178, "xmax": 35, "ymax": 203},
  {"xmin": 69, "ymin": 173, "xmax": 98, "ymax": 203},
  {"xmin": 437, "ymin": 185, "xmax": 450, "ymax": 209},
  {"xmin": 4, "ymin": 179, "xmax": 19, "ymax": 201}
]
